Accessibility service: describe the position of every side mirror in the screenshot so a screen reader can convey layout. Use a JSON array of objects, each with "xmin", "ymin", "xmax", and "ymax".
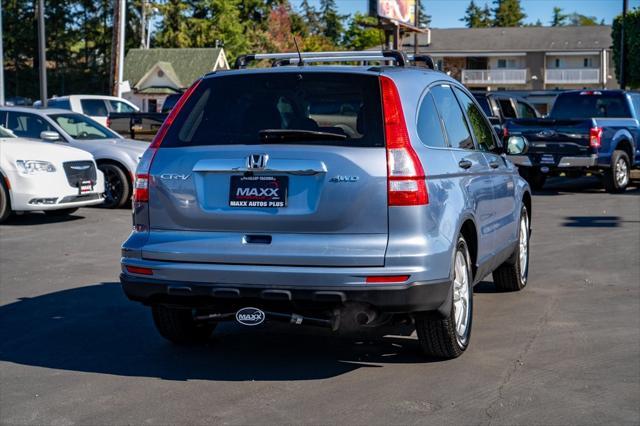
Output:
[
  {"xmin": 40, "ymin": 131, "xmax": 61, "ymax": 142},
  {"xmin": 506, "ymin": 135, "xmax": 529, "ymax": 155}
]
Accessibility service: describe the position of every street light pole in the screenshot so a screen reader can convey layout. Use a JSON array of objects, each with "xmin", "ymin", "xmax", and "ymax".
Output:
[
  {"xmin": 0, "ymin": 1, "xmax": 5, "ymax": 106},
  {"xmin": 37, "ymin": 0, "xmax": 47, "ymax": 107},
  {"xmin": 117, "ymin": 0, "xmax": 126, "ymax": 97},
  {"xmin": 620, "ymin": 0, "xmax": 628, "ymax": 89}
]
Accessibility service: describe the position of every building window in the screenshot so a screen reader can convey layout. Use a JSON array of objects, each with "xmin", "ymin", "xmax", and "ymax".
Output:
[
  {"xmin": 497, "ymin": 59, "xmax": 506, "ymax": 68},
  {"xmin": 497, "ymin": 59, "xmax": 517, "ymax": 69},
  {"xmin": 555, "ymin": 58, "xmax": 561, "ymax": 68},
  {"xmin": 583, "ymin": 58, "xmax": 593, "ymax": 67},
  {"xmin": 436, "ymin": 59, "xmax": 444, "ymax": 71}
]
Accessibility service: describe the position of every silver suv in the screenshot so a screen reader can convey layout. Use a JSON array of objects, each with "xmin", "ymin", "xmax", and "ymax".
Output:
[{"xmin": 121, "ymin": 51, "xmax": 532, "ymax": 359}]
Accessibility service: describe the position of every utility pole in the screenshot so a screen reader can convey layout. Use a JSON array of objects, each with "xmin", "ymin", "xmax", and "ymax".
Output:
[
  {"xmin": 0, "ymin": 1, "xmax": 5, "ymax": 106},
  {"xmin": 37, "ymin": 0, "xmax": 47, "ymax": 107},
  {"xmin": 619, "ymin": 0, "xmax": 628, "ymax": 89},
  {"xmin": 111, "ymin": 0, "xmax": 126, "ymax": 97}
]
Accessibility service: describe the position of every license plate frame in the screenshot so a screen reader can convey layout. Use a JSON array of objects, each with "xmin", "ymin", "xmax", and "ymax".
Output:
[{"xmin": 229, "ymin": 175, "xmax": 288, "ymax": 208}]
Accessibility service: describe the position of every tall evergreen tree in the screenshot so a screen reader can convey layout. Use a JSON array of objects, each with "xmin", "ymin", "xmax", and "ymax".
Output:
[
  {"xmin": 492, "ymin": 0, "xmax": 526, "ymax": 27},
  {"xmin": 299, "ymin": 0, "xmax": 322, "ymax": 35},
  {"xmin": 550, "ymin": 7, "xmax": 568, "ymax": 26},
  {"xmin": 461, "ymin": 1, "xmax": 492, "ymax": 28},
  {"xmin": 417, "ymin": 0, "xmax": 432, "ymax": 28},
  {"xmin": 319, "ymin": 0, "xmax": 345, "ymax": 45}
]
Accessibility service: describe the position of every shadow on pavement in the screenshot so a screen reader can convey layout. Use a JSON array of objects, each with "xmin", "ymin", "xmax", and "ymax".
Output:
[
  {"xmin": 0, "ymin": 283, "xmax": 442, "ymax": 381},
  {"xmin": 532, "ymin": 176, "xmax": 640, "ymax": 196},
  {"xmin": 1, "ymin": 212, "xmax": 85, "ymax": 226}
]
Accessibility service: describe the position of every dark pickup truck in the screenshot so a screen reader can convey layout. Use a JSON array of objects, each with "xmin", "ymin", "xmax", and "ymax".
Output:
[
  {"xmin": 505, "ymin": 90, "xmax": 640, "ymax": 192},
  {"xmin": 472, "ymin": 91, "xmax": 540, "ymax": 134},
  {"xmin": 107, "ymin": 93, "xmax": 182, "ymax": 141}
]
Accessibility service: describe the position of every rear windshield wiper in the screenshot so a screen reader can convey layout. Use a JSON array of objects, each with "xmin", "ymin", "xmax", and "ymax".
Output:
[{"xmin": 259, "ymin": 129, "xmax": 347, "ymax": 142}]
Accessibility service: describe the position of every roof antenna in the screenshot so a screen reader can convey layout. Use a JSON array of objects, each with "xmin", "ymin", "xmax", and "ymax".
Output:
[{"xmin": 293, "ymin": 37, "xmax": 304, "ymax": 67}]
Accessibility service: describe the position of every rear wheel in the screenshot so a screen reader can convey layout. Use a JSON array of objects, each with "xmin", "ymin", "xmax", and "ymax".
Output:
[
  {"xmin": 0, "ymin": 177, "xmax": 11, "ymax": 223},
  {"xmin": 99, "ymin": 163, "xmax": 131, "ymax": 208},
  {"xmin": 603, "ymin": 150, "xmax": 630, "ymax": 193},
  {"xmin": 493, "ymin": 206, "xmax": 529, "ymax": 292},
  {"xmin": 151, "ymin": 305, "xmax": 216, "ymax": 344},
  {"xmin": 415, "ymin": 235, "xmax": 473, "ymax": 359},
  {"xmin": 44, "ymin": 208, "xmax": 79, "ymax": 216}
]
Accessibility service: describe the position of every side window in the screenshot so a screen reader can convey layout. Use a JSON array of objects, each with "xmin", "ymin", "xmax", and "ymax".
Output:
[
  {"xmin": 80, "ymin": 99, "xmax": 108, "ymax": 117},
  {"xmin": 49, "ymin": 99, "xmax": 71, "ymax": 110},
  {"xmin": 109, "ymin": 100, "xmax": 135, "ymax": 113},
  {"xmin": 453, "ymin": 87, "xmax": 496, "ymax": 152},
  {"xmin": 631, "ymin": 95, "xmax": 640, "ymax": 118},
  {"xmin": 417, "ymin": 92, "xmax": 448, "ymax": 148},
  {"xmin": 497, "ymin": 99, "xmax": 517, "ymax": 118},
  {"xmin": 6, "ymin": 112, "xmax": 54, "ymax": 139},
  {"xmin": 517, "ymin": 101, "xmax": 537, "ymax": 119},
  {"xmin": 0, "ymin": 111, "xmax": 7, "ymax": 128},
  {"xmin": 430, "ymin": 85, "xmax": 474, "ymax": 150}
]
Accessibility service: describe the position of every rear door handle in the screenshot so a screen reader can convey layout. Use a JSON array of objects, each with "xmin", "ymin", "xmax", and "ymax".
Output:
[
  {"xmin": 458, "ymin": 159, "xmax": 472, "ymax": 169},
  {"xmin": 489, "ymin": 160, "xmax": 500, "ymax": 169}
]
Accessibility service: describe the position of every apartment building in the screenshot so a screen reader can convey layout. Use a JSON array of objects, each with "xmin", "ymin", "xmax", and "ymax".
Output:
[{"xmin": 405, "ymin": 26, "xmax": 617, "ymax": 91}]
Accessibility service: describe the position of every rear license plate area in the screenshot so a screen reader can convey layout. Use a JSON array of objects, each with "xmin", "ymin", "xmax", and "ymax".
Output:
[{"xmin": 229, "ymin": 175, "xmax": 288, "ymax": 208}]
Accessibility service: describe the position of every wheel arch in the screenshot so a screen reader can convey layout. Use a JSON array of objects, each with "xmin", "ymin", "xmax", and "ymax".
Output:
[
  {"xmin": 613, "ymin": 138, "xmax": 634, "ymax": 162},
  {"xmin": 95, "ymin": 158, "xmax": 133, "ymax": 182},
  {"xmin": 458, "ymin": 217, "xmax": 479, "ymax": 281}
]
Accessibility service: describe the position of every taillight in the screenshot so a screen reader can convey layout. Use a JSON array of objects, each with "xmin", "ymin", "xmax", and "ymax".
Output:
[
  {"xmin": 380, "ymin": 76, "xmax": 428, "ymax": 206},
  {"xmin": 106, "ymin": 117, "xmax": 111, "ymax": 128},
  {"xmin": 133, "ymin": 79, "xmax": 202, "ymax": 203},
  {"xmin": 503, "ymin": 126, "xmax": 509, "ymax": 140},
  {"xmin": 590, "ymin": 127, "xmax": 602, "ymax": 149}
]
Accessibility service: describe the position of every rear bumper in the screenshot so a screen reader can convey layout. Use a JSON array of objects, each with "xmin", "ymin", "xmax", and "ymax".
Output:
[
  {"xmin": 120, "ymin": 273, "xmax": 452, "ymax": 314},
  {"xmin": 510, "ymin": 154, "xmax": 599, "ymax": 169}
]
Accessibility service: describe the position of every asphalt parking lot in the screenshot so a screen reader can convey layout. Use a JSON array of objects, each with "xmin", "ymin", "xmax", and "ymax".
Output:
[{"xmin": 0, "ymin": 177, "xmax": 638, "ymax": 425}]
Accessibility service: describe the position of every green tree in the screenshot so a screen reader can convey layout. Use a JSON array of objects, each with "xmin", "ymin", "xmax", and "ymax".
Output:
[
  {"xmin": 299, "ymin": 0, "xmax": 322, "ymax": 35},
  {"xmin": 343, "ymin": 12, "xmax": 384, "ymax": 50},
  {"xmin": 492, "ymin": 0, "xmax": 526, "ymax": 27},
  {"xmin": 550, "ymin": 7, "xmax": 567, "ymax": 26},
  {"xmin": 155, "ymin": 0, "xmax": 191, "ymax": 47},
  {"xmin": 319, "ymin": 0, "xmax": 345, "ymax": 45},
  {"xmin": 567, "ymin": 13, "xmax": 598, "ymax": 26},
  {"xmin": 417, "ymin": 0, "xmax": 432, "ymax": 28},
  {"xmin": 461, "ymin": 1, "xmax": 492, "ymax": 28},
  {"xmin": 612, "ymin": 8, "xmax": 640, "ymax": 88}
]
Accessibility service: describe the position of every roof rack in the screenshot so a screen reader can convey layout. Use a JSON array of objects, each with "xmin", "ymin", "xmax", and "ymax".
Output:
[{"xmin": 234, "ymin": 50, "xmax": 434, "ymax": 70}]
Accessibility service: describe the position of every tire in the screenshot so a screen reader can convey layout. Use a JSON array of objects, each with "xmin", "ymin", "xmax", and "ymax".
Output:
[
  {"xmin": 99, "ymin": 163, "xmax": 131, "ymax": 209},
  {"xmin": 493, "ymin": 205, "xmax": 530, "ymax": 292},
  {"xmin": 603, "ymin": 150, "xmax": 630, "ymax": 193},
  {"xmin": 151, "ymin": 305, "xmax": 216, "ymax": 344},
  {"xmin": 415, "ymin": 235, "xmax": 473, "ymax": 359},
  {"xmin": 44, "ymin": 208, "xmax": 79, "ymax": 216},
  {"xmin": 0, "ymin": 177, "xmax": 11, "ymax": 223}
]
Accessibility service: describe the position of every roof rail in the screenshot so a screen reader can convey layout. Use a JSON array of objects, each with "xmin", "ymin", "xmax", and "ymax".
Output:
[{"xmin": 235, "ymin": 50, "xmax": 424, "ymax": 69}]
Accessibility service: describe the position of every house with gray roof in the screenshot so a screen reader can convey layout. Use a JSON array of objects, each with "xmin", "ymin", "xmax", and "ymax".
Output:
[
  {"xmin": 122, "ymin": 48, "xmax": 229, "ymax": 112},
  {"xmin": 404, "ymin": 26, "xmax": 617, "ymax": 96}
]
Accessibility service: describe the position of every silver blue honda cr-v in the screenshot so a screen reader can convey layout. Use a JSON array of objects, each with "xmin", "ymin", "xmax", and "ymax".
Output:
[{"xmin": 120, "ymin": 51, "xmax": 532, "ymax": 359}]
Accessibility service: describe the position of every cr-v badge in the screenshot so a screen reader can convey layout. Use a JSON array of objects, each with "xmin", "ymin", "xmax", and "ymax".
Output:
[{"xmin": 160, "ymin": 173, "xmax": 190, "ymax": 180}]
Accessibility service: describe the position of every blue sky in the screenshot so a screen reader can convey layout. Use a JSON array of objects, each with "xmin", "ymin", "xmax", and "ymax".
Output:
[{"xmin": 292, "ymin": 0, "xmax": 640, "ymax": 28}]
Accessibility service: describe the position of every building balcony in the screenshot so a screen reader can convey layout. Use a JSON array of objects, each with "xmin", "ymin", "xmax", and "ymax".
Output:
[
  {"xmin": 545, "ymin": 68, "xmax": 600, "ymax": 84},
  {"xmin": 461, "ymin": 69, "xmax": 528, "ymax": 85}
]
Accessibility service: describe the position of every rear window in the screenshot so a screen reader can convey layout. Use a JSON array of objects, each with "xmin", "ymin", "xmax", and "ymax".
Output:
[
  {"xmin": 551, "ymin": 92, "xmax": 632, "ymax": 119},
  {"xmin": 48, "ymin": 98, "xmax": 71, "ymax": 110},
  {"xmin": 162, "ymin": 72, "xmax": 384, "ymax": 147}
]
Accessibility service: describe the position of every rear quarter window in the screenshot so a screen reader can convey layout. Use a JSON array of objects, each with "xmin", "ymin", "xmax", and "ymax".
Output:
[
  {"xmin": 551, "ymin": 93, "xmax": 632, "ymax": 119},
  {"xmin": 162, "ymin": 73, "xmax": 384, "ymax": 148}
]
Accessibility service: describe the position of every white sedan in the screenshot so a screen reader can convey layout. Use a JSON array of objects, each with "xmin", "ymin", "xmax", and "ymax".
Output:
[{"xmin": 0, "ymin": 126, "xmax": 105, "ymax": 222}]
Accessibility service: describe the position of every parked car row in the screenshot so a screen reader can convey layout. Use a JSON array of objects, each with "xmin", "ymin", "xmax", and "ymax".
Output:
[
  {"xmin": 0, "ymin": 126, "xmax": 105, "ymax": 221},
  {"xmin": 0, "ymin": 106, "xmax": 148, "ymax": 221}
]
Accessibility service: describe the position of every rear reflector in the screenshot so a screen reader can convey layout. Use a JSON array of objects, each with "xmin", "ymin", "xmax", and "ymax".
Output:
[
  {"xmin": 590, "ymin": 127, "xmax": 602, "ymax": 148},
  {"xmin": 366, "ymin": 275, "xmax": 410, "ymax": 284},
  {"xmin": 380, "ymin": 76, "xmax": 428, "ymax": 206},
  {"xmin": 126, "ymin": 266, "xmax": 153, "ymax": 275}
]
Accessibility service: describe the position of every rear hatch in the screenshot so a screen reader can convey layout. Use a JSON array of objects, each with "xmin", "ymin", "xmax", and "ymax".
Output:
[
  {"xmin": 508, "ymin": 118, "xmax": 592, "ymax": 163},
  {"xmin": 144, "ymin": 71, "xmax": 389, "ymax": 267}
]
